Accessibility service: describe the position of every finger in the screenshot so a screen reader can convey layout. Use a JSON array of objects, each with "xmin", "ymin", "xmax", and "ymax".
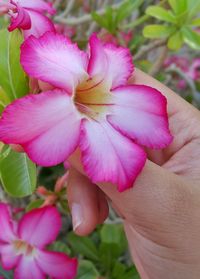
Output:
[
  {"xmin": 133, "ymin": 69, "xmax": 200, "ymax": 165},
  {"xmin": 97, "ymin": 188, "xmax": 109, "ymax": 224},
  {"xmin": 67, "ymin": 167, "xmax": 109, "ymax": 236},
  {"xmin": 124, "ymin": 221, "xmax": 149, "ymax": 279},
  {"xmin": 69, "ymin": 151, "xmax": 196, "ymax": 232}
]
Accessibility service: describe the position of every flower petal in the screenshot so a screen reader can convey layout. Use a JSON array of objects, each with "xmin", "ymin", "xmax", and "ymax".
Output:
[
  {"xmin": 18, "ymin": 206, "xmax": 61, "ymax": 248},
  {"xmin": 88, "ymin": 34, "xmax": 108, "ymax": 82},
  {"xmin": 8, "ymin": 4, "xmax": 31, "ymax": 32},
  {"xmin": 0, "ymin": 203, "xmax": 16, "ymax": 243},
  {"xmin": 0, "ymin": 243, "xmax": 19, "ymax": 270},
  {"xmin": 16, "ymin": 0, "xmax": 56, "ymax": 14},
  {"xmin": 14, "ymin": 257, "xmax": 45, "ymax": 279},
  {"xmin": 88, "ymin": 34, "xmax": 133, "ymax": 89},
  {"xmin": 103, "ymin": 43, "xmax": 133, "ymax": 89},
  {"xmin": 23, "ymin": 10, "xmax": 56, "ymax": 39},
  {"xmin": 36, "ymin": 250, "xmax": 78, "ymax": 279},
  {"xmin": 20, "ymin": 32, "xmax": 88, "ymax": 93},
  {"xmin": 108, "ymin": 85, "xmax": 173, "ymax": 149},
  {"xmin": 79, "ymin": 120, "xmax": 146, "ymax": 192},
  {"xmin": 0, "ymin": 90, "xmax": 81, "ymax": 166}
]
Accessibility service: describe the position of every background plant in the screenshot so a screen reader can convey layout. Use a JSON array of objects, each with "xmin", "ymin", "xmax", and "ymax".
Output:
[{"xmin": 0, "ymin": 0, "xmax": 199, "ymax": 278}]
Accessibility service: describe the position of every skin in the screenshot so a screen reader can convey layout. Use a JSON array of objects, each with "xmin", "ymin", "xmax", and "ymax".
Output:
[{"xmin": 67, "ymin": 69, "xmax": 200, "ymax": 279}]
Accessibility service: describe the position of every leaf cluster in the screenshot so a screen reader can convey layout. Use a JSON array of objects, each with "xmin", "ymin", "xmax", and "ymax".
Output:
[{"xmin": 143, "ymin": 0, "xmax": 200, "ymax": 50}]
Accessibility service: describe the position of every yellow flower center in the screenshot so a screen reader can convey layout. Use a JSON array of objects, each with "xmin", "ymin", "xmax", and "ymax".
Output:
[
  {"xmin": 13, "ymin": 240, "xmax": 36, "ymax": 257},
  {"xmin": 74, "ymin": 78, "xmax": 113, "ymax": 119}
]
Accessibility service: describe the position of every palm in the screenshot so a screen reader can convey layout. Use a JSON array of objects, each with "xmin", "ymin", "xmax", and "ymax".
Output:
[{"xmin": 126, "ymin": 70, "xmax": 200, "ymax": 278}]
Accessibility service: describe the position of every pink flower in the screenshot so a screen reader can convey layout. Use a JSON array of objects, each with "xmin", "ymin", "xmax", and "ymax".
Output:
[
  {"xmin": 164, "ymin": 56, "xmax": 189, "ymax": 72},
  {"xmin": 99, "ymin": 30, "xmax": 133, "ymax": 47},
  {"xmin": 55, "ymin": 24, "xmax": 76, "ymax": 38},
  {"xmin": 0, "ymin": 203, "xmax": 78, "ymax": 279},
  {"xmin": 0, "ymin": 1, "xmax": 13, "ymax": 15},
  {"xmin": 0, "ymin": 32, "xmax": 172, "ymax": 192},
  {"xmin": 188, "ymin": 58, "xmax": 200, "ymax": 81},
  {"xmin": 3, "ymin": 0, "xmax": 55, "ymax": 38}
]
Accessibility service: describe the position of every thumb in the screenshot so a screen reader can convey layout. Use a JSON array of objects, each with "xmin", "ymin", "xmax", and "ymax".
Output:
[{"xmin": 69, "ymin": 150, "xmax": 194, "ymax": 228}]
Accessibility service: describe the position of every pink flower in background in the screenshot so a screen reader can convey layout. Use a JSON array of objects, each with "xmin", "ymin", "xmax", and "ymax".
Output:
[
  {"xmin": 99, "ymin": 29, "xmax": 133, "ymax": 47},
  {"xmin": 0, "ymin": 1, "xmax": 13, "ymax": 15},
  {"xmin": 55, "ymin": 23, "xmax": 76, "ymax": 38},
  {"xmin": 164, "ymin": 55, "xmax": 200, "ymax": 89},
  {"xmin": 164, "ymin": 55, "xmax": 189, "ymax": 72},
  {"xmin": 98, "ymin": 29, "xmax": 119, "ymax": 45},
  {"xmin": 188, "ymin": 58, "xmax": 200, "ymax": 81},
  {"xmin": 0, "ymin": 203, "xmax": 78, "ymax": 279},
  {"xmin": 0, "ymin": 32, "xmax": 172, "ymax": 192},
  {"xmin": 1, "ymin": 0, "xmax": 55, "ymax": 38}
]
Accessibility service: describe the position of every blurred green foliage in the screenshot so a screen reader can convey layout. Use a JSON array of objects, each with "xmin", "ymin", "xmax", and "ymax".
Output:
[{"xmin": 0, "ymin": 1, "xmax": 200, "ymax": 278}]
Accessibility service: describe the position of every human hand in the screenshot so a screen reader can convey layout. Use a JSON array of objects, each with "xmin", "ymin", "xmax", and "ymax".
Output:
[{"xmin": 67, "ymin": 69, "xmax": 200, "ymax": 279}]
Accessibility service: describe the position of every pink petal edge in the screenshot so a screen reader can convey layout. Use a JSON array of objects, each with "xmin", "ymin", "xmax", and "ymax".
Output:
[
  {"xmin": 109, "ymin": 85, "xmax": 173, "ymax": 149},
  {"xmin": 18, "ymin": 206, "xmax": 61, "ymax": 249},
  {"xmin": 79, "ymin": 120, "xmax": 146, "ymax": 192}
]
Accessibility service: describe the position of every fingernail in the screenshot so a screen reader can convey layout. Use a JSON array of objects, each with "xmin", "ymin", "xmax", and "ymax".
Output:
[{"xmin": 71, "ymin": 203, "xmax": 83, "ymax": 231}]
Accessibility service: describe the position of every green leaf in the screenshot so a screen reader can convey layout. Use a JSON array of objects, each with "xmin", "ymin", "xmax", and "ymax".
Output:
[
  {"xmin": 0, "ymin": 265, "xmax": 13, "ymax": 279},
  {"xmin": 0, "ymin": 145, "xmax": 11, "ymax": 162},
  {"xmin": 146, "ymin": 6, "xmax": 176, "ymax": 23},
  {"xmin": 191, "ymin": 18, "xmax": 200, "ymax": 27},
  {"xmin": 99, "ymin": 243, "xmax": 121, "ymax": 273},
  {"xmin": 123, "ymin": 266, "xmax": 140, "ymax": 279},
  {"xmin": 182, "ymin": 27, "xmax": 200, "ymax": 50},
  {"xmin": 67, "ymin": 233, "xmax": 99, "ymax": 261},
  {"xmin": 105, "ymin": 6, "xmax": 116, "ymax": 34},
  {"xmin": 0, "ymin": 149, "xmax": 37, "ymax": 197},
  {"xmin": 59, "ymin": 199, "xmax": 70, "ymax": 214},
  {"xmin": 167, "ymin": 31, "xmax": 183, "ymax": 50},
  {"xmin": 187, "ymin": 0, "xmax": 200, "ymax": 18},
  {"xmin": 0, "ymin": 18, "xmax": 8, "ymax": 30},
  {"xmin": 168, "ymin": 0, "xmax": 188, "ymax": 14},
  {"xmin": 115, "ymin": 0, "xmax": 144, "ymax": 25},
  {"xmin": 0, "ymin": 29, "xmax": 28, "ymax": 101},
  {"xmin": 26, "ymin": 199, "xmax": 44, "ymax": 211},
  {"xmin": 0, "ymin": 86, "xmax": 10, "ymax": 113},
  {"xmin": 100, "ymin": 224, "xmax": 127, "ymax": 255},
  {"xmin": 92, "ymin": 10, "xmax": 112, "ymax": 32},
  {"xmin": 112, "ymin": 262, "xmax": 126, "ymax": 278},
  {"xmin": 49, "ymin": 241, "xmax": 71, "ymax": 255},
  {"xmin": 143, "ymin": 25, "xmax": 175, "ymax": 38},
  {"xmin": 76, "ymin": 260, "xmax": 100, "ymax": 279}
]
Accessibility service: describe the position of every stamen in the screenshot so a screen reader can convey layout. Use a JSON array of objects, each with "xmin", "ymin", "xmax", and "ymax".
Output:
[{"xmin": 13, "ymin": 240, "xmax": 36, "ymax": 257}]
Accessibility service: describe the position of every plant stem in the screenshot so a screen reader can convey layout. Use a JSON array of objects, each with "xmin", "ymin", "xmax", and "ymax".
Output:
[
  {"xmin": 149, "ymin": 45, "xmax": 168, "ymax": 76},
  {"xmin": 54, "ymin": 2, "xmax": 121, "ymax": 25},
  {"xmin": 134, "ymin": 39, "xmax": 166, "ymax": 61},
  {"xmin": 124, "ymin": 14, "xmax": 149, "ymax": 29}
]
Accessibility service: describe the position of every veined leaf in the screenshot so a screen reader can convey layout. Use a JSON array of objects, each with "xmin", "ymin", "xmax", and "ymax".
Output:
[
  {"xmin": 146, "ymin": 6, "xmax": 176, "ymax": 23},
  {"xmin": 143, "ymin": 25, "xmax": 176, "ymax": 38},
  {"xmin": 0, "ymin": 29, "xmax": 28, "ymax": 101},
  {"xmin": 0, "ymin": 149, "xmax": 37, "ymax": 197}
]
